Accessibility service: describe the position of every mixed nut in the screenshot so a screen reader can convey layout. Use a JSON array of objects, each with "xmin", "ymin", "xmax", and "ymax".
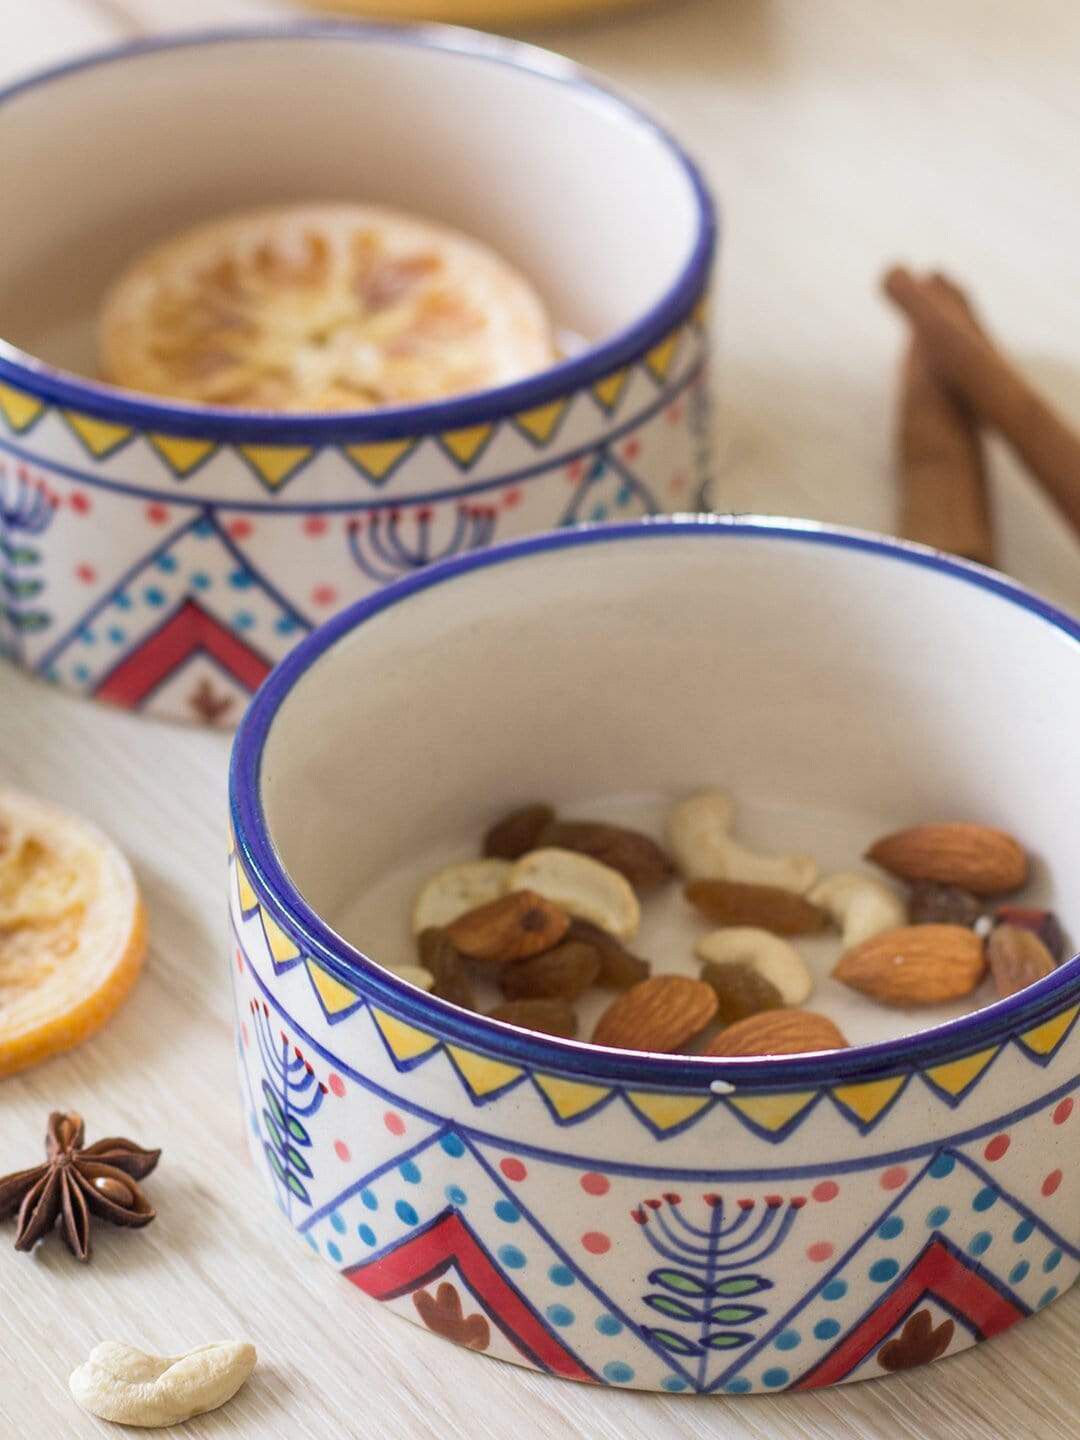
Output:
[{"xmin": 403, "ymin": 793, "xmax": 1070, "ymax": 1057}]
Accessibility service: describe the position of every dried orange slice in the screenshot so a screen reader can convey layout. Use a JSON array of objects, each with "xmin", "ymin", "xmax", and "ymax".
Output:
[
  {"xmin": 99, "ymin": 203, "xmax": 555, "ymax": 411},
  {"xmin": 0, "ymin": 789, "xmax": 146, "ymax": 1079}
]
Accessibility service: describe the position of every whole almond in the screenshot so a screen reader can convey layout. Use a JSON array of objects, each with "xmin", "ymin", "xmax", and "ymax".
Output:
[
  {"xmin": 445, "ymin": 890, "xmax": 569, "ymax": 963},
  {"xmin": 834, "ymin": 924, "xmax": 986, "ymax": 1006},
  {"xmin": 417, "ymin": 928, "xmax": 476, "ymax": 1009},
  {"xmin": 483, "ymin": 804, "xmax": 556, "ymax": 860},
  {"xmin": 489, "ymin": 999, "xmax": 579, "ymax": 1039},
  {"xmin": 592, "ymin": 975, "xmax": 717, "ymax": 1052},
  {"xmin": 538, "ymin": 820, "xmax": 674, "ymax": 893},
  {"xmin": 867, "ymin": 823, "xmax": 1028, "ymax": 896},
  {"xmin": 567, "ymin": 918, "xmax": 650, "ymax": 989},
  {"xmin": 684, "ymin": 879, "xmax": 828, "ymax": 935},
  {"xmin": 986, "ymin": 924, "xmax": 1056, "ymax": 999},
  {"xmin": 500, "ymin": 941, "xmax": 601, "ymax": 1001},
  {"xmin": 704, "ymin": 1009, "xmax": 848, "ymax": 1057}
]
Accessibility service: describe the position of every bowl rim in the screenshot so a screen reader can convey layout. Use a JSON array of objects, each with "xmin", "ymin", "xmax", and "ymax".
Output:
[
  {"xmin": 0, "ymin": 21, "xmax": 717, "ymax": 444},
  {"xmin": 230, "ymin": 515, "xmax": 1080, "ymax": 1087}
]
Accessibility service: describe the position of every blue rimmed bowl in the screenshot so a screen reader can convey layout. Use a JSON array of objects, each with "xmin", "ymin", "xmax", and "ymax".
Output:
[
  {"xmin": 228, "ymin": 516, "xmax": 1080, "ymax": 1394},
  {"xmin": 0, "ymin": 24, "xmax": 715, "ymax": 724}
]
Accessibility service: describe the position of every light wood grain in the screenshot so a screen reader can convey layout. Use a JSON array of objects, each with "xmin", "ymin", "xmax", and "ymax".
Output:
[{"xmin": 1, "ymin": 1, "xmax": 1079, "ymax": 1436}]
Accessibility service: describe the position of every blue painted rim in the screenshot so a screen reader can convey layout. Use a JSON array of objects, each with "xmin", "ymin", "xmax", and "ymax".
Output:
[
  {"xmin": 230, "ymin": 516, "xmax": 1080, "ymax": 1088},
  {"xmin": 0, "ymin": 22, "xmax": 717, "ymax": 444}
]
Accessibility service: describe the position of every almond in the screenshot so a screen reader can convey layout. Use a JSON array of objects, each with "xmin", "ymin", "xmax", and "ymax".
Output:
[
  {"xmin": 500, "ymin": 941, "xmax": 600, "ymax": 1001},
  {"xmin": 704, "ymin": 1009, "xmax": 848, "ymax": 1056},
  {"xmin": 445, "ymin": 890, "xmax": 569, "ymax": 964},
  {"xmin": 483, "ymin": 804, "xmax": 555, "ymax": 861},
  {"xmin": 566, "ymin": 918, "xmax": 650, "ymax": 990},
  {"xmin": 488, "ymin": 999, "xmax": 578, "ymax": 1039},
  {"xmin": 866, "ymin": 823, "xmax": 1028, "ymax": 896},
  {"xmin": 592, "ymin": 975, "xmax": 718, "ymax": 1052},
  {"xmin": 833, "ymin": 924, "xmax": 986, "ymax": 1005},
  {"xmin": 538, "ymin": 820, "xmax": 675, "ymax": 893},
  {"xmin": 986, "ymin": 924, "xmax": 1056, "ymax": 999},
  {"xmin": 685, "ymin": 879, "xmax": 828, "ymax": 935}
]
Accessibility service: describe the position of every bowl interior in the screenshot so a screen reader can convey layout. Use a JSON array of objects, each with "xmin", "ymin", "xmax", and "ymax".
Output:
[
  {"xmin": 253, "ymin": 524, "xmax": 1080, "ymax": 1048},
  {"xmin": 0, "ymin": 30, "xmax": 704, "ymax": 383}
]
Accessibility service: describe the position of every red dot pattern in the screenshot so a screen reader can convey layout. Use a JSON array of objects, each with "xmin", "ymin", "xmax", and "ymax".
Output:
[
  {"xmin": 303, "ymin": 516, "xmax": 328, "ymax": 536},
  {"xmin": 384, "ymin": 1111, "xmax": 405, "ymax": 1136},
  {"xmin": 1053, "ymin": 1099, "xmax": 1074, "ymax": 1125},
  {"xmin": 580, "ymin": 1173, "xmax": 610, "ymax": 1196},
  {"xmin": 228, "ymin": 518, "xmax": 254, "ymax": 540},
  {"xmin": 334, "ymin": 1140, "xmax": 351, "ymax": 1162},
  {"xmin": 807, "ymin": 1242, "xmax": 833, "ymax": 1263},
  {"xmin": 1042, "ymin": 1169, "xmax": 1063, "ymax": 1197},
  {"xmin": 500, "ymin": 1158, "xmax": 527, "ymax": 1182},
  {"xmin": 327, "ymin": 1074, "xmax": 345, "ymax": 1097},
  {"xmin": 312, "ymin": 584, "xmax": 338, "ymax": 607},
  {"xmin": 581, "ymin": 1231, "xmax": 611, "ymax": 1255},
  {"xmin": 240, "ymin": 1023, "xmax": 249, "ymax": 1048},
  {"xmin": 75, "ymin": 563, "xmax": 96, "ymax": 584},
  {"xmin": 812, "ymin": 1181, "xmax": 839, "ymax": 1203},
  {"xmin": 984, "ymin": 1134, "xmax": 1010, "ymax": 1162},
  {"xmin": 70, "ymin": 492, "xmax": 91, "ymax": 514},
  {"xmin": 881, "ymin": 1166, "xmax": 908, "ymax": 1190},
  {"xmin": 146, "ymin": 503, "xmax": 169, "ymax": 524}
]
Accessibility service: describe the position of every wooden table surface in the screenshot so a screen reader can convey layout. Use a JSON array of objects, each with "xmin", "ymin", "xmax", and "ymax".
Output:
[{"xmin": 2, "ymin": 1, "xmax": 1079, "ymax": 1436}]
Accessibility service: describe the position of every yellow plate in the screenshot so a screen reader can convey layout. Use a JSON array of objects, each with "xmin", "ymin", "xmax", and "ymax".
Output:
[{"xmin": 307, "ymin": 0, "xmax": 650, "ymax": 24}]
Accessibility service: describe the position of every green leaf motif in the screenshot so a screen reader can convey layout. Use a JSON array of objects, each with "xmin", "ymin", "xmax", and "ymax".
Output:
[
  {"xmin": 649, "ymin": 1269, "xmax": 709, "ymax": 1297},
  {"xmin": 262, "ymin": 1081, "xmax": 286, "ymax": 1127},
  {"xmin": 286, "ymin": 1145, "xmax": 312, "ymax": 1178},
  {"xmin": 285, "ymin": 1171, "xmax": 310, "ymax": 1202},
  {"xmin": 645, "ymin": 1295, "xmax": 705, "ymax": 1323},
  {"xmin": 702, "ymin": 1331, "xmax": 754, "ymax": 1350},
  {"xmin": 645, "ymin": 1328, "xmax": 703, "ymax": 1357},
  {"xmin": 287, "ymin": 1115, "xmax": 311, "ymax": 1145},
  {"xmin": 713, "ymin": 1275, "xmax": 771, "ymax": 1297},
  {"xmin": 708, "ymin": 1304, "xmax": 765, "ymax": 1324}
]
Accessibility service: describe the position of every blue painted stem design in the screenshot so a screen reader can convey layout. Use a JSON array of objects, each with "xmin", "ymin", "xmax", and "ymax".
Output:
[
  {"xmin": 0, "ymin": 462, "xmax": 55, "ymax": 656},
  {"xmin": 250, "ymin": 999, "xmax": 327, "ymax": 1217},
  {"xmin": 347, "ymin": 504, "xmax": 497, "ymax": 583}
]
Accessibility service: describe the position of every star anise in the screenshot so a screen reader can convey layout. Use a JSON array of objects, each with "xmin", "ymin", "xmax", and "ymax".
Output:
[{"xmin": 0, "ymin": 1112, "xmax": 160, "ymax": 1262}]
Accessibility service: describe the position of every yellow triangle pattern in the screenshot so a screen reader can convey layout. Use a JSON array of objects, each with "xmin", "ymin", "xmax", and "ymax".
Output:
[
  {"xmin": 514, "ymin": 399, "xmax": 569, "ymax": 445},
  {"xmin": 726, "ymin": 1090, "xmax": 818, "ymax": 1133},
  {"xmin": 149, "ymin": 433, "xmax": 217, "ymax": 476},
  {"xmin": 592, "ymin": 369, "xmax": 629, "ymax": 413},
  {"xmin": 305, "ymin": 959, "xmax": 361, "ymax": 1016},
  {"xmin": 0, "ymin": 381, "xmax": 44, "ymax": 433},
  {"xmin": 63, "ymin": 410, "xmax": 133, "ymax": 457},
  {"xmin": 440, "ymin": 424, "xmax": 493, "ymax": 467},
  {"xmin": 446, "ymin": 1045, "xmax": 522, "ymax": 1098},
  {"xmin": 259, "ymin": 907, "xmax": 300, "ymax": 965},
  {"xmin": 626, "ymin": 1090, "xmax": 712, "ymax": 1132},
  {"xmin": 238, "ymin": 444, "xmax": 313, "ymax": 488},
  {"xmin": 343, "ymin": 438, "xmax": 415, "ymax": 481},
  {"xmin": 645, "ymin": 330, "xmax": 681, "ymax": 384},
  {"xmin": 371, "ymin": 1008, "xmax": 441, "ymax": 1063},
  {"xmin": 1019, "ymin": 1004, "xmax": 1079, "ymax": 1056},
  {"xmin": 831, "ymin": 1074, "xmax": 907, "ymax": 1125},
  {"xmin": 925, "ymin": 1047, "xmax": 999, "ymax": 1097},
  {"xmin": 235, "ymin": 858, "xmax": 258, "ymax": 913},
  {"xmin": 533, "ymin": 1073, "xmax": 611, "ymax": 1121},
  {"xmin": 692, "ymin": 295, "xmax": 709, "ymax": 329}
]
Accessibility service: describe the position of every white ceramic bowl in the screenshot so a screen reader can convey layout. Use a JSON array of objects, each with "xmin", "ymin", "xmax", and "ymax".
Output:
[
  {"xmin": 0, "ymin": 25, "xmax": 715, "ymax": 723},
  {"xmin": 229, "ymin": 517, "xmax": 1080, "ymax": 1394}
]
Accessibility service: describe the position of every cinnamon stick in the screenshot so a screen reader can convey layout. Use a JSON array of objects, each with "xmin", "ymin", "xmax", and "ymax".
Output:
[
  {"xmin": 883, "ymin": 266, "xmax": 1080, "ymax": 541},
  {"xmin": 896, "ymin": 335, "xmax": 994, "ymax": 564}
]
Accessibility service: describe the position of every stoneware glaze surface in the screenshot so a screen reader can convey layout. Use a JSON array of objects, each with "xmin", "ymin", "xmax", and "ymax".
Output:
[
  {"xmin": 0, "ymin": 25, "xmax": 715, "ymax": 724},
  {"xmin": 228, "ymin": 517, "xmax": 1080, "ymax": 1395}
]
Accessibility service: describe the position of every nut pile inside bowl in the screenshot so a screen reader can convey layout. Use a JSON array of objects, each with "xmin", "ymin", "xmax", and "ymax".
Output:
[{"xmin": 362, "ymin": 791, "xmax": 1070, "ymax": 1055}]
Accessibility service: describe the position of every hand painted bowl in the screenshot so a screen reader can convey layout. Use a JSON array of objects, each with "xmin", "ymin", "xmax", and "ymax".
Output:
[
  {"xmin": 0, "ymin": 25, "xmax": 714, "ymax": 725},
  {"xmin": 228, "ymin": 517, "xmax": 1080, "ymax": 1395}
]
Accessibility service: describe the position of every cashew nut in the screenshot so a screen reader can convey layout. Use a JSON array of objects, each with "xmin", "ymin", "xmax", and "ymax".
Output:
[
  {"xmin": 695, "ymin": 927, "xmax": 813, "ymax": 1006},
  {"xmin": 509, "ymin": 848, "xmax": 640, "ymax": 940},
  {"xmin": 667, "ymin": 792, "xmax": 818, "ymax": 894},
  {"xmin": 809, "ymin": 871, "xmax": 908, "ymax": 948},
  {"xmin": 69, "ymin": 1340, "xmax": 256, "ymax": 1428},
  {"xmin": 411, "ymin": 859, "xmax": 512, "ymax": 934}
]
